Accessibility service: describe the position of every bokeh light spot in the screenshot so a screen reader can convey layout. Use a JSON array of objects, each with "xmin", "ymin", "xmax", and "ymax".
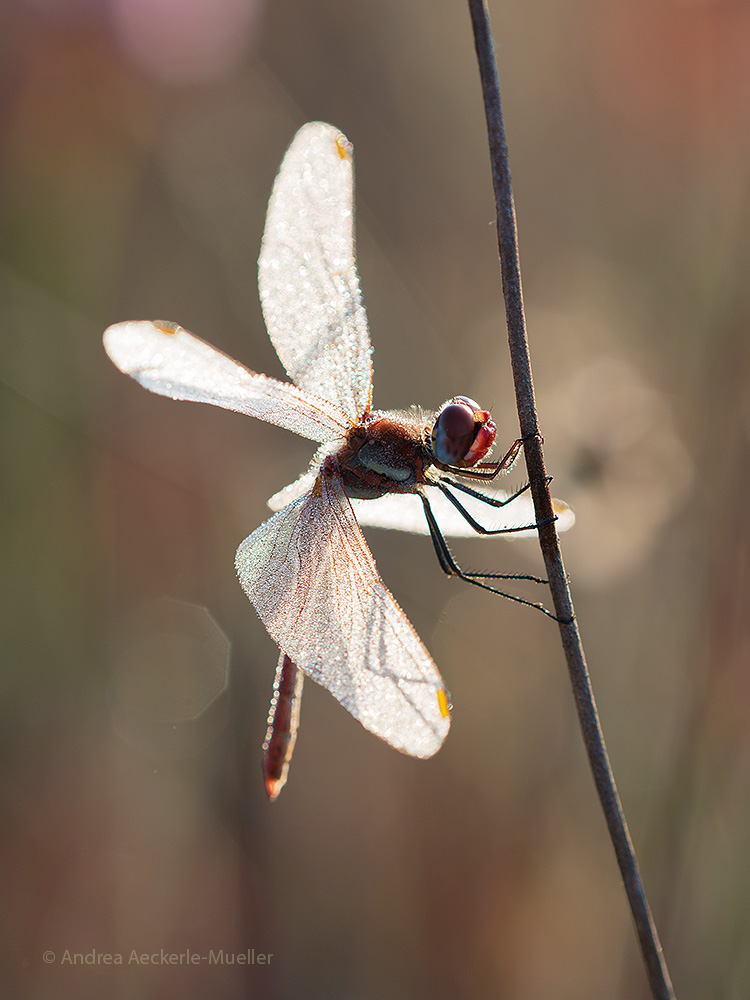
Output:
[
  {"xmin": 111, "ymin": 598, "xmax": 230, "ymax": 757},
  {"xmin": 110, "ymin": 0, "xmax": 265, "ymax": 85}
]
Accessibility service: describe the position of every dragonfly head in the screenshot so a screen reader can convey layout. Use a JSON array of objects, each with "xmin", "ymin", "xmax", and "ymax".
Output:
[{"xmin": 430, "ymin": 396, "xmax": 497, "ymax": 467}]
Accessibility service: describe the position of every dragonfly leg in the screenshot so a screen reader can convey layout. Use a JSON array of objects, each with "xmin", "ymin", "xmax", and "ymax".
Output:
[
  {"xmin": 419, "ymin": 493, "xmax": 561, "ymax": 619},
  {"xmin": 436, "ymin": 475, "xmax": 538, "ymax": 506},
  {"xmin": 443, "ymin": 438, "xmax": 521, "ymax": 480},
  {"xmin": 444, "ymin": 432, "xmax": 542, "ymax": 480},
  {"xmin": 432, "ymin": 479, "xmax": 556, "ymax": 536}
]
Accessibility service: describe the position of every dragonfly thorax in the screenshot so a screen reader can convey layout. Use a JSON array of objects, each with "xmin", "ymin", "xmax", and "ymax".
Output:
[{"xmin": 335, "ymin": 415, "xmax": 429, "ymax": 499}]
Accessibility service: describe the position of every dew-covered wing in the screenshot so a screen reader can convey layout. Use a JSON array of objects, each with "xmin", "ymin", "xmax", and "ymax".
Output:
[
  {"xmin": 351, "ymin": 486, "xmax": 575, "ymax": 538},
  {"xmin": 267, "ymin": 445, "xmax": 330, "ymax": 510},
  {"xmin": 258, "ymin": 122, "xmax": 373, "ymax": 422},
  {"xmin": 103, "ymin": 321, "xmax": 352, "ymax": 444},
  {"xmin": 235, "ymin": 471, "xmax": 450, "ymax": 757}
]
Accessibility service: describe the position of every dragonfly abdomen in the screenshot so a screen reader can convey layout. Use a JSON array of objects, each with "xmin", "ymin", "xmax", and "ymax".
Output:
[{"xmin": 263, "ymin": 652, "xmax": 304, "ymax": 801}]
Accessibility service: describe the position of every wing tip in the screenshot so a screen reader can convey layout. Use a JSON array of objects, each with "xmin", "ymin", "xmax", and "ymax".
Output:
[
  {"xmin": 102, "ymin": 320, "xmax": 136, "ymax": 371},
  {"xmin": 103, "ymin": 319, "xmax": 183, "ymax": 376},
  {"xmin": 408, "ymin": 727, "xmax": 450, "ymax": 760},
  {"xmin": 552, "ymin": 498, "xmax": 576, "ymax": 532},
  {"xmin": 287, "ymin": 121, "xmax": 354, "ymax": 167},
  {"xmin": 393, "ymin": 699, "xmax": 451, "ymax": 760}
]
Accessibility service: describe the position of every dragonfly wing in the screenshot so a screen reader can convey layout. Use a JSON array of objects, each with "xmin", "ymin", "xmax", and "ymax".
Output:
[
  {"xmin": 235, "ymin": 471, "xmax": 450, "ymax": 758},
  {"xmin": 259, "ymin": 122, "xmax": 373, "ymax": 422},
  {"xmin": 351, "ymin": 487, "xmax": 575, "ymax": 537},
  {"xmin": 103, "ymin": 321, "xmax": 352, "ymax": 443},
  {"xmin": 267, "ymin": 444, "xmax": 330, "ymax": 511}
]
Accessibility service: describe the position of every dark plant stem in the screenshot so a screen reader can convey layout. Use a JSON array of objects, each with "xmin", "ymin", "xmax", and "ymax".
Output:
[{"xmin": 467, "ymin": 2, "xmax": 676, "ymax": 998}]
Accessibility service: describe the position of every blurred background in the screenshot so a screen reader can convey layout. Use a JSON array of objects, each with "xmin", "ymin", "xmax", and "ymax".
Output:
[{"xmin": 1, "ymin": 0, "xmax": 749, "ymax": 997}]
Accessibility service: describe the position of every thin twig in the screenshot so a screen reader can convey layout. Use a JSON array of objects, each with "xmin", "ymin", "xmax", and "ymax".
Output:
[{"xmin": 467, "ymin": 2, "xmax": 676, "ymax": 998}]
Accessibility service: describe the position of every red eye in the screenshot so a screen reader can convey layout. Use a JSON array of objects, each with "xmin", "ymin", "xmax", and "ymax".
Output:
[{"xmin": 432, "ymin": 401, "xmax": 476, "ymax": 465}]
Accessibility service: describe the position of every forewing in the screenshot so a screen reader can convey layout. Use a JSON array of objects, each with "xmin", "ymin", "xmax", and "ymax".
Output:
[
  {"xmin": 235, "ymin": 473, "xmax": 450, "ymax": 757},
  {"xmin": 103, "ymin": 321, "xmax": 352, "ymax": 443},
  {"xmin": 351, "ymin": 487, "xmax": 576, "ymax": 538},
  {"xmin": 259, "ymin": 122, "xmax": 373, "ymax": 421}
]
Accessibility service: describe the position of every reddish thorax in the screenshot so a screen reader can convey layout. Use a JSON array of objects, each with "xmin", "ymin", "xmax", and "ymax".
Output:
[{"xmin": 334, "ymin": 413, "xmax": 429, "ymax": 499}]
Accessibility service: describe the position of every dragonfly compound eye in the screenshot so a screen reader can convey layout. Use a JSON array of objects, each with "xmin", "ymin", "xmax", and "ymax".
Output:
[{"xmin": 432, "ymin": 400, "xmax": 478, "ymax": 465}]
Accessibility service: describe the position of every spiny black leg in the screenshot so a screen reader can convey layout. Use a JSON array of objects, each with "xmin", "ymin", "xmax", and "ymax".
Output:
[
  {"xmin": 421, "ymin": 488, "xmax": 455, "ymax": 575},
  {"xmin": 442, "ymin": 436, "xmax": 524, "ymax": 480},
  {"xmin": 445, "ymin": 465, "xmax": 500, "ymax": 481},
  {"xmin": 485, "ymin": 435, "xmax": 524, "ymax": 474},
  {"xmin": 419, "ymin": 494, "xmax": 543, "ymax": 582},
  {"xmin": 419, "ymin": 494, "xmax": 561, "ymax": 619},
  {"xmin": 436, "ymin": 475, "xmax": 538, "ymax": 508},
  {"xmin": 434, "ymin": 480, "xmax": 556, "ymax": 537},
  {"xmin": 474, "ymin": 438, "xmax": 523, "ymax": 478}
]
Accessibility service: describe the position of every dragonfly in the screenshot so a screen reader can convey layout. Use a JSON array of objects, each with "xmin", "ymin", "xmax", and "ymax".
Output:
[{"xmin": 103, "ymin": 122, "xmax": 574, "ymax": 799}]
